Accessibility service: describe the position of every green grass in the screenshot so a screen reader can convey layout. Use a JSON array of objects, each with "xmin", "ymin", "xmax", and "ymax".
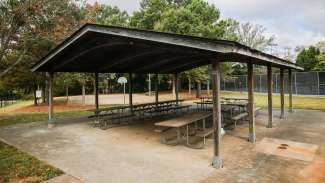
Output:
[
  {"xmin": 221, "ymin": 91, "xmax": 325, "ymax": 110},
  {"xmin": 0, "ymin": 110, "xmax": 92, "ymax": 127},
  {"xmin": 0, "ymin": 141, "xmax": 63, "ymax": 183}
]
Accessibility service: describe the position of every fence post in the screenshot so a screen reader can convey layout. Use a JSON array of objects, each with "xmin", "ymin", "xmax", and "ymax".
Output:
[
  {"xmin": 275, "ymin": 74, "xmax": 278, "ymax": 93},
  {"xmin": 245, "ymin": 76, "xmax": 248, "ymax": 91},
  {"xmin": 259, "ymin": 75, "xmax": 262, "ymax": 92},
  {"xmin": 295, "ymin": 72, "xmax": 298, "ymax": 95},
  {"xmin": 317, "ymin": 71, "xmax": 320, "ymax": 95}
]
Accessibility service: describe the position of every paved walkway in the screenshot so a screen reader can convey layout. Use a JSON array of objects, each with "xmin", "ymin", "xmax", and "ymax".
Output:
[{"xmin": 0, "ymin": 109, "xmax": 324, "ymax": 183}]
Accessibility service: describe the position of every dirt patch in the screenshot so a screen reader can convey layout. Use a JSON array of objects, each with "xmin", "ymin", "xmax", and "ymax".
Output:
[
  {"xmin": 295, "ymin": 156, "xmax": 325, "ymax": 183},
  {"xmin": 254, "ymin": 138, "xmax": 318, "ymax": 162},
  {"xmin": 13, "ymin": 101, "xmax": 93, "ymax": 113},
  {"xmin": 10, "ymin": 176, "xmax": 41, "ymax": 183}
]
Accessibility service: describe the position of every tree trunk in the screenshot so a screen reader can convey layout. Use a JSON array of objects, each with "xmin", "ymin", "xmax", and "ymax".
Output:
[
  {"xmin": 148, "ymin": 74, "xmax": 151, "ymax": 96},
  {"xmin": 207, "ymin": 80, "xmax": 210, "ymax": 96},
  {"xmin": 66, "ymin": 85, "xmax": 69, "ymax": 102},
  {"xmin": 45, "ymin": 78, "xmax": 49, "ymax": 105},
  {"xmin": 196, "ymin": 81, "xmax": 201, "ymax": 98},
  {"xmin": 93, "ymin": 79, "xmax": 96, "ymax": 95},
  {"xmin": 82, "ymin": 84, "xmax": 86, "ymax": 106},
  {"xmin": 188, "ymin": 77, "xmax": 191, "ymax": 95},
  {"xmin": 172, "ymin": 75, "xmax": 176, "ymax": 99},
  {"xmin": 33, "ymin": 88, "xmax": 38, "ymax": 106},
  {"xmin": 42, "ymin": 85, "xmax": 46, "ymax": 104}
]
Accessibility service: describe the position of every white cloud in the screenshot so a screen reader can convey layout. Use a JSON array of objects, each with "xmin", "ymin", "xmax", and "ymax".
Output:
[{"xmin": 208, "ymin": 0, "xmax": 325, "ymax": 48}]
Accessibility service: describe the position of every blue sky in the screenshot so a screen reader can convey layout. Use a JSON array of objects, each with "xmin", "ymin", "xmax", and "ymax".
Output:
[{"xmin": 87, "ymin": 0, "xmax": 325, "ymax": 52}]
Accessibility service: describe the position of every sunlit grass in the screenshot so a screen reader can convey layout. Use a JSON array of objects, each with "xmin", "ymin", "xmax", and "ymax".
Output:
[
  {"xmin": 0, "ymin": 110, "xmax": 92, "ymax": 127},
  {"xmin": 221, "ymin": 91, "xmax": 325, "ymax": 110},
  {"xmin": 0, "ymin": 141, "xmax": 63, "ymax": 183}
]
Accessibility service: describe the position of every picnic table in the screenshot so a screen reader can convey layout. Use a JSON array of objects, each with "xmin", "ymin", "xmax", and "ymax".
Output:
[
  {"xmin": 194, "ymin": 99, "xmax": 250, "ymax": 129},
  {"xmin": 89, "ymin": 100, "xmax": 188, "ymax": 129},
  {"xmin": 221, "ymin": 97, "xmax": 248, "ymax": 101},
  {"xmin": 155, "ymin": 112, "xmax": 213, "ymax": 148}
]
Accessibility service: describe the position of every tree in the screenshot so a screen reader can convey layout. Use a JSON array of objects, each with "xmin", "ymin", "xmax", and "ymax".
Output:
[
  {"xmin": 315, "ymin": 41, "xmax": 325, "ymax": 53},
  {"xmin": 314, "ymin": 53, "xmax": 325, "ymax": 71},
  {"xmin": 227, "ymin": 21, "xmax": 276, "ymax": 75},
  {"xmin": 296, "ymin": 46, "xmax": 321, "ymax": 71},
  {"xmin": 81, "ymin": 3, "xmax": 129, "ymax": 26},
  {"xmin": 234, "ymin": 22, "xmax": 275, "ymax": 51},
  {"xmin": 154, "ymin": 0, "xmax": 227, "ymax": 39},
  {"xmin": 0, "ymin": 0, "xmax": 82, "ymax": 103}
]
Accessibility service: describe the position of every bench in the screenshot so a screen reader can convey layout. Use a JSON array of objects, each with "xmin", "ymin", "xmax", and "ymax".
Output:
[
  {"xmin": 195, "ymin": 128, "xmax": 214, "ymax": 145},
  {"xmin": 99, "ymin": 113, "xmax": 135, "ymax": 130},
  {"xmin": 254, "ymin": 107, "xmax": 262, "ymax": 117},
  {"xmin": 154, "ymin": 126, "xmax": 171, "ymax": 133},
  {"xmin": 146, "ymin": 105, "xmax": 191, "ymax": 115},
  {"xmin": 231, "ymin": 112, "xmax": 248, "ymax": 127}
]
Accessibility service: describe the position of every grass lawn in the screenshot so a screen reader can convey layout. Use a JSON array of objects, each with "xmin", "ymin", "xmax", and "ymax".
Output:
[
  {"xmin": 0, "ymin": 141, "xmax": 63, "ymax": 183},
  {"xmin": 0, "ymin": 110, "xmax": 92, "ymax": 127},
  {"xmin": 221, "ymin": 91, "xmax": 325, "ymax": 110}
]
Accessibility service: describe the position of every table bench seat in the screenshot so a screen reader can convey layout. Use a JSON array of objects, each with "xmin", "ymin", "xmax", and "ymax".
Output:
[
  {"xmin": 154, "ymin": 126, "xmax": 171, "ymax": 133},
  {"xmin": 254, "ymin": 107, "xmax": 262, "ymax": 116},
  {"xmin": 196, "ymin": 128, "xmax": 214, "ymax": 146},
  {"xmin": 232, "ymin": 112, "xmax": 248, "ymax": 121}
]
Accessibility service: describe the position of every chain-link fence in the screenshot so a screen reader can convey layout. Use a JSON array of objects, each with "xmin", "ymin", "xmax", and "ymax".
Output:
[{"xmin": 221, "ymin": 71, "xmax": 325, "ymax": 95}]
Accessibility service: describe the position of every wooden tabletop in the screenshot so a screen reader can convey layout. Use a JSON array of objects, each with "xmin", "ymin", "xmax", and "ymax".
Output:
[
  {"xmin": 222, "ymin": 97, "xmax": 248, "ymax": 101},
  {"xmin": 89, "ymin": 99, "xmax": 186, "ymax": 113},
  {"xmin": 155, "ymin": 112, "xmax": 212, "ymax": 128}
]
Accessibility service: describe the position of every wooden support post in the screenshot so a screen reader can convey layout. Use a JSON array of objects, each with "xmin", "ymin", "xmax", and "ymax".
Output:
[
  {"xmin": 267, "ymin": 65, "xmax": 273, "ymax": 128},
  {"xmin": 128, "ymin": 73, "xmax": 133, "ymax": 113},
  {"xmin": 175, "ymin": 73, "xmax": 179, "ymax": 105},
  {"xmin": 288, "ymin": 69, "xmax": 293, "ymax": 113},
  {"xmin": 280, "ymin": 68, "xmax": 285, "ymax": 119},
  {"xmin": 47, "ymin": 72, "xmax": 54, "ymax": 128},
  {"xmin": 247, "ymin": 63, "xmax": 256, "ymax": 143},
  {"xmin": 95, "ymin": 72, "xmax": 99, "ymax": 111},
  {"xmin": 211, "ymin": 61, "xmax": 223, "ymax": 169},
  {"xmin": 155, "ymin": 73, "xmax": 159, "ymax": 109}
]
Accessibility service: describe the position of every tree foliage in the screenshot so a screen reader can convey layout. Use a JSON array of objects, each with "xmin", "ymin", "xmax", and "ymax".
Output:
[{"xmin": 296, "ymin": 46, "xmax": 321, "ymax": 71}]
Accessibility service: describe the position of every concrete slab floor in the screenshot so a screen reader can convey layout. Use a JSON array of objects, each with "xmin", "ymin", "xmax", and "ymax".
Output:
[{"xmin": 0, "ymin": 109, "xmax": 324, "ymax": 183}]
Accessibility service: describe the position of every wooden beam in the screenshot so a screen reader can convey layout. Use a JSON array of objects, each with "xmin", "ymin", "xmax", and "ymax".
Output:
[
  {"xmin": 211, "ymin": 61, "xmax": 223, "ymax": 169},
  {"xmin": 95, "ymin": 72, "xmax": 99, "ymax": 111},
  {"xmin": 129, "ymin": 73, "xmax": 133, "ymax": 113},
  {"xmin": 267, "ymin": 65, "xmax": 273, "ymax": 128},
  {"xmin": 247, "ymin": 63, "xmax": 256, "ymax": 143},
  {"xmin": 288, "ymin": 69, "xmax": 293, "ymax": 113},
  {"xmin": 280, "ymin": 68, "xmax": 285, "ymax": 119},
  {"xmin": 99, "ymin": 50, "xmax": 164, "ymax": 72},
  {"xmin": 155, "ymin": 73, "xmax": 159, "ymax": 109},
  {"xmin": 47, "ymin": 72, "xmax": 54, "ymax": 128},
  {"xmin": 158, "ymin": 58, "xmax": 208, "ymax": 73},
  {"xmin": 134, "ymin": 55, "xmax": 198, "ymax": 73}
]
